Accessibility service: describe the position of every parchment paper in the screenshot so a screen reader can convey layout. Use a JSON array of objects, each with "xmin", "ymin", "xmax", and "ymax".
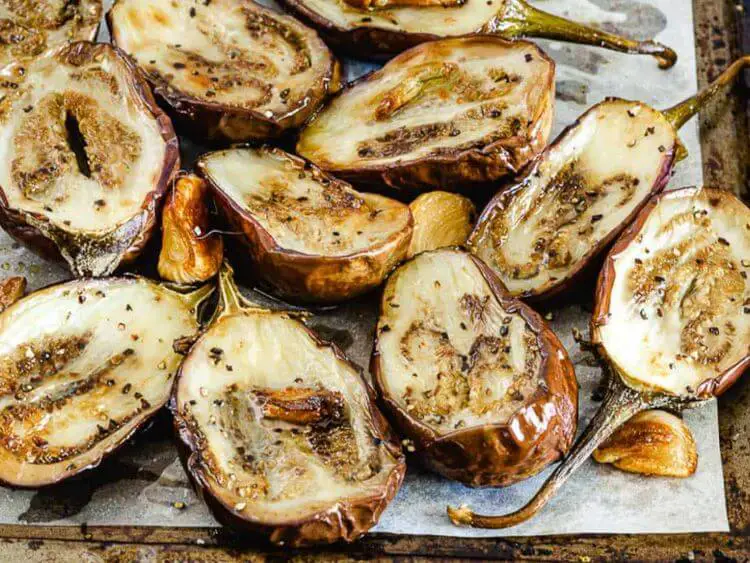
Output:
[{"xmin": 0, "ymin": 0, "xmax": 729, "ymax": 537}]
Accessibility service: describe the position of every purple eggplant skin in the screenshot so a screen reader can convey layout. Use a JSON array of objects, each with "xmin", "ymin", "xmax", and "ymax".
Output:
[
  {"xmin": 0, "ymin": 42, "xmax": 180, "ymax": 277},
  {"xmin": 468, "ymin": 97, "xmax": 678, "ymax": 302}
]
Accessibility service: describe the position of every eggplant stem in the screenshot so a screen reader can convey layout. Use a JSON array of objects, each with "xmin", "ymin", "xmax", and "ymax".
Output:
[
  {"xmin": 494, "ymin": 0, "xmax": 676, "ymax": 69},
  {"xmin": 447, "ymin": 372, "xmax": 678, "ymax": 529},
  {"xmin": 662, "ymin": 56, "xmax": 750, "ymax": 130},
  {"xmin": 212, "ymin": 262, "xmax": 262, "ymax": 322},
  {"xmin": 179, "ymin": 282, "xmax": 216, "ymax": 312}
]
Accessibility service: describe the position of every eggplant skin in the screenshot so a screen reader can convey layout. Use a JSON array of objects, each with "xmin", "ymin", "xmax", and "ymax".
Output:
[
  {"xmin": 468, "ymin": 97, "xmax": 678, "ymax": 303},
  {"xmin": 171, "ymin": 320, "xmax": 406, "ymax": 546},
  {"xmin": 0, "ymin": 42, "xmax": 180, "ymax": 277},
  {"xmin": 107, "ymin": 0, "xmax": 341, "ymax": 143},
  {"xmin": 297, "ymin": 37, "xmax": 555, "ymax": 194},
  {"xmin": 592, "ymin": 186, "xmax": 750, "ymax": 399},
  {"xmin": 198, "ymin": 149, "xmax": 413, "ymax": 303},
  {"xmin": 372, "ymin": 251, "xmax": 578, "ymax": 487}
]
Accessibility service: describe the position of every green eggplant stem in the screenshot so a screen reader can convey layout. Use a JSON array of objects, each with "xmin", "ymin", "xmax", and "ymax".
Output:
[
  {"xmin": 213, "ymin": 261, "xmax": 253, "ymax": 322},
  {"xmin": 662, "ymin": 55, "xmax": 750, "ymax": 130},
  {"xmin": 494, "ymin": 0, "xmax": 677, "ymax": 69}
]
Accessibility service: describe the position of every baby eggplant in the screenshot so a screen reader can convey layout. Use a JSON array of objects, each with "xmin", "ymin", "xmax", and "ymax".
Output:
[
  {"xmin": 279, "ymin": 0, "xmax": 676, "ymax": 67},
  {"xmin": 0, "ymin": 0, "xmax": 102, "ymax": 69},
  {"xmin": 296, "ymin": 36, "xmax": 555, "ymax": 193},
  {"xmin": 0, "ymin": 42, "xmax": 180, "ymax": 277},
  {"xmin": 469, "ymin": 56, "xmax": 750, "ymax": 301},
  {"xmin": 449, "ymin": 186, "xmax": 749, "ymax": 528},
  {"xmin": 0, "ymin": 276, "xmax": 212, "ymax": 488},
  {"xmin": 372, "ymin": 248, "xmax": 577, "ymax": 487},
  {"xmin": 108, "ymin": 0, "xmax": 340, "ymax": 143},
  {"xmin": 197, "ymin": 147, "xmax": 413, "ymax": 303},
  {"xmin": 172, "ymin": 264, "xmax": 406, "ymax": 546}
]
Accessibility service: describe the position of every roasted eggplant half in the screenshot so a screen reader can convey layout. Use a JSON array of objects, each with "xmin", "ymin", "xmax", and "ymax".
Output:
[
  {"xmin": 198, "ymin": 147, "xmax": 413, "ymax": 303},
  {"xmin": 0, "ymin": 276, "xmax": 212, "ymax": 488},
  {"xmin": 449, "ymin": 187, "xmax": 749, "ymax": 528},
  {"xmin": 297, "ymin": 37, "xmax": 555, "ymax": 193},
  {"xmin": 372, "ymin": 248, "xmax": 577, "ymax": 487},
  {"xmin": 0, "ymin": 0, "xmax": 101, "ymax": 69},
  {"xmin": 279, "ymin": 0, "xmax": 676, "ymax": 67},
  {"xmin": 108, "ymin": 0, "xmax": 340, "ymax": 143},
  {"xmin": 173, "ymin": 264, "xmax": 406, "ymax": 546},
  {"xmin": 469, "ymin": 56, "xmax": 750, "ymax": 301},
  {"xmin": 0, "ymin": 42, "xmax": 180, "ymax": 277},
  {"xmin": 158, "ymin": 174, "xmax": 223, "ymax": 285}
]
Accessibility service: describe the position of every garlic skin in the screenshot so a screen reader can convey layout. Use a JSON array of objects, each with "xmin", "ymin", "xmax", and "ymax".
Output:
[
  {"xmin": 0, "ymin": 277, "xmax": 26, "ymax": 312},
  {"xmin": 158, "ymin": 175, "xmax": 223, "ymax": 285},
  {"xmin": 408, "ymin": 192, "xmax": 476, "ymax": 258},
  {"xmin": 593, "ymin": 410, "xmax": 697, "ymax": 478}
]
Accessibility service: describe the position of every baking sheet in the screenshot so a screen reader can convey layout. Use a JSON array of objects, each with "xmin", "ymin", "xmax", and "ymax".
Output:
[{"xmin": 0, "ymin": 0, "xmax": 729, "ymax": 537}]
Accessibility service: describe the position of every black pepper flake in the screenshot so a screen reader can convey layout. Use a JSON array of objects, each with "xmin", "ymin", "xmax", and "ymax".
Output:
[
  {"xmin": 134, "ymin": 392, "xmax": 143, "ymax": 399},
  {"xmin": 380, "ymin": 325, "xmax": 391, "ymax": 333},
  {"xmin": 78, "ymin": 295, "xmax": 86, "ymax": 304},
  {"xmin": 709, "ymin": 327, "xmax": 720, "ymax": 335},
  {"xmin": 639, "ymin": 309, "xmax": 648, "ymax": 320},
  {"xmin": 717, "ymin": 237, "xmax": 730, "ymax": 246},
  {"xmin": 524, "ymin": 53, "xmax": 533, "ymax": 62},
  {"xmin": 499, "ymin": 325, "xmax": 509, "ymax": 336},
  {"xmin": 658, "ymin": 145, "xmax": 666, "ymax": 152},
  {"xmin": 460, "ymin": 322, "xmax": 467, "ymax": 330},
  {"xmin": 122, "ymin": 383, "xmax": 132, "ymax": 394},
  {"xmin": 205, "ymin": 90, "xmax": 216, "ymax": 97},
  {"xmin": 126, "ymin": 304, "xmax": 133, "ymax": 311},
  {"xmin": 189, "ymin": 6, "xmax": 196, "ymax": 17},
  {"xmin": 591, "ymin": 214, "xmax": 603, "ymax": 223}
]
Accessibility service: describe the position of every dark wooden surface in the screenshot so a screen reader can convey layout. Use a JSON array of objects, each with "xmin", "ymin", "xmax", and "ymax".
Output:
[{"xmin": 1, "ymin": 1, "xmax": 748, "ymax": 560}]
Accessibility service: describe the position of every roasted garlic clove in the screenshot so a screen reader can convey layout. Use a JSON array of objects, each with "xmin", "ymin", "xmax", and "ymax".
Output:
[
  {"xmin": 407, "ymin": 192, "xmax": 476, "ymax": 258},
  {"xmin": 593, "ymin": 410, "xmax": 697, "ymax": 478},
  {"xmin": 0, "ymin": 276, "xmax": 26, "ymax": 312},
  {"xmin": 158, "ymin": 175, "xmax": 223, "ymax": 285}
]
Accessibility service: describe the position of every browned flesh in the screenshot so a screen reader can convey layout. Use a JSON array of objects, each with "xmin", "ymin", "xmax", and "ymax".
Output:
[{"xmin": 0, "ymin": 276, "xmax": 25, "ymax": 312}]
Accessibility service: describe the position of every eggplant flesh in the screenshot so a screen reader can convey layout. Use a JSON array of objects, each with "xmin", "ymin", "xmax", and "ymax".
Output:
[
  {"xmin": 297, "ymin": 37, "xmax": 554, "ymax": 192},
  {"xmin": 470, "ymin": 99, "xmax": 676, "ymax": 299},
  {"xmin": 289, "ymin": 0, "xmax": 501, "ymax": 38},
  {"xmin": 594, "ymin": 187, "xmax": 750, "ymax": 397},
  {"xmin": 373, "ymin": 249, "xmax": 577, "ymax": 486},
  {"xmin": 198, "ymin": 147, "xmax": 412, "ymax": 302},
  {"xmin": 0, "ymin": 0, "xmax": 101, "ymax": 68},
  {"xmin": 108, "ymin": 0, "xmax": 338, "ymax": 142},
  {"xmin": 174, "ymin": 272, "xmax": 405, "ymax": 545},
  {"xmin": 0, "ymin": 277, "xmax": 208, "ymax": 488},
  {"xmin": 0, "ymin": 42, "xmax": 179, "ymax": 277}
]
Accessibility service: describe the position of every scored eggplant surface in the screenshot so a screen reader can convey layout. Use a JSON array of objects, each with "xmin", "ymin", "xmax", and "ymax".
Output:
[
  {"xmin": 0, "ymin": 0, "xmax": 102, "ymax": 68},
  {"xmin": 372, "ymin": 249, "xmax": 577, "ymax": 487},
  {"xmin": 593, "ymin": 187, "xmax": 750, "ymax": 397},
  {"xmin": 198, "ymin": 147, "xmax": 413, "ymax": 303},
  {"xmin": 173, "ymin": 266, "xmax": 406, "ymax": 546},
  {"xmin": 469, "ymin": 99, "xmax": 676, "ymax": 300},
  {"xmin": 297, "ymin": 37, "xmax": 555, "ymax": 193},
  {"xmin": 0, "ymin": 277, "xmax": 211, "ymax": 488},
  {"xmin": 0, "ymin": 41, "xmax": 179, "ymax": 277},
  {"xmin": 108, "ymin": 0, "xmax": 339, "ymax": 142}
]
